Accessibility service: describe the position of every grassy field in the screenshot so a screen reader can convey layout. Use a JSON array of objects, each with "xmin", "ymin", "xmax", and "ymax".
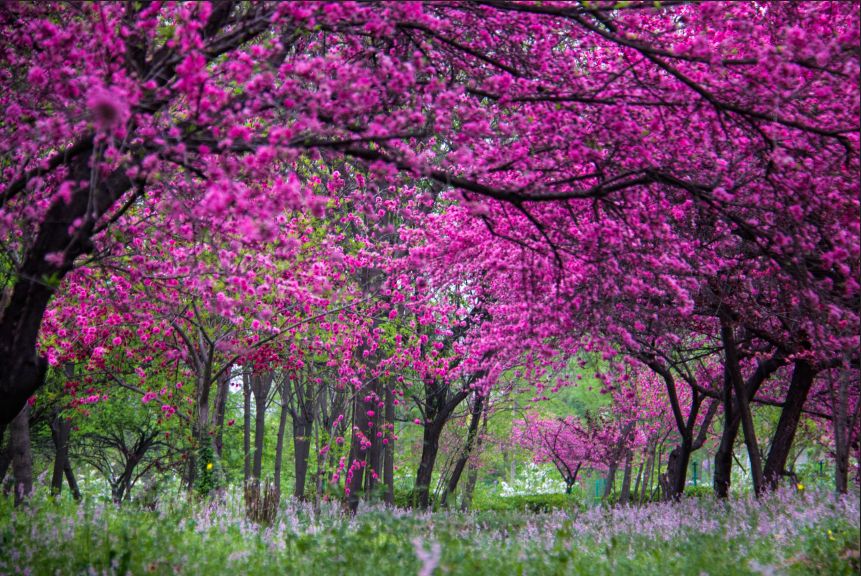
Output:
[{"xmin": 0, "ymin": 489, "xmax": 858, "ymax": 575}]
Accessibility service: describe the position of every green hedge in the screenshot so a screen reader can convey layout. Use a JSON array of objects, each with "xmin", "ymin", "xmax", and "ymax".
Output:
[{"xmin": 472, "ymin": 493, "xmax": 585, "ymax": 513}]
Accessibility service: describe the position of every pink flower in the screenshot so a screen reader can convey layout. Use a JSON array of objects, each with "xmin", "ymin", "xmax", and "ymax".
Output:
[{"xmin": 87, "ymin": 85, "xmax": 130, "ymax": 131}]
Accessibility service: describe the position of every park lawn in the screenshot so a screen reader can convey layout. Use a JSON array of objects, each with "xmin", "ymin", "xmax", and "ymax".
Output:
[{"xmin": 0, "ymin": 490, "xmax": 858, "ymax": 575}]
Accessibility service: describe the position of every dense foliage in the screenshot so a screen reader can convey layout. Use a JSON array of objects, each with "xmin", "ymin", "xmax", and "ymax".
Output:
[{"xmin": 0, "ymin": 1, "xmax": 858, "ymax": 573}]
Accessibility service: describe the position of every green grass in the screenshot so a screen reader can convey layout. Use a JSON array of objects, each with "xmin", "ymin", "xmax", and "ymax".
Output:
[{"xmin": 0, "ymin": 489, "xmax": 857, "ymax": 575}]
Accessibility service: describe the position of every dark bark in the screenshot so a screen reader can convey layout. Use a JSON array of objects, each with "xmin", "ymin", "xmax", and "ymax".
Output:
[
  {"xmin": 111, "ymin": 431, "xmax": 157, "ymax": 504},
  {"xmin": 0, "ymin": 423, "xmax": 10, "ymax": 485},
  {"xmin": 292, "ymin": 418, "xmax": 313, "ymax": 500},
  {"xmin": 763, "ymin": 360, "xmax": 815, "ymax": 491},
  {"xmin": 212, "ymin": 367, "xmax": 231, "ymax": 458},
  {"xmin": 274, "ymin": 373, "xmax": 318, "ymax": 501},
  {"xmin": 243, "ymin": 373, "xmax": 252, "ymax": 485},
  {"xmin": 644, "ymin": 361, "xmax": 698, "ymax": 499},
  {"xmin": 251, "ymin": 373, "xmax": 272, "ymax": 482},
  {"xmin": 619, "ymin": 449, "xmax": 633, "ymax": 505},
  {"xmin": 347, "ymin": 392, "xmax": 371, "ymax": 513},
  {"xmin": 604, "ymin": 462, "xmax": 617, "ymax": 499},
  {"xmin": 365, "ymin": 378, "xmax": 383, "ymax": 498},
  {"xmin": 662, "ymin": 445, "xmax": 691, "ymax": 500},
  {"xmin": 64, "ymin": 458, "xmax": 81, "ymax": 501},
  {"xmin": 441, "ymin": 394, "xmax": 484, "ymax": 508},
  {"xmin": 721, "ymin": 320, "xmax": 764, "ymax": 496},
  {"xmin": 50, "ymin": 412, "xmax": 73, "ymax": 496},
  {"xmin": 10, "ymin": 406, "xmax": 33, "ymax": 504},
  {"xmin": 714, "ymin": 360, "xmax": 737, "ymax": 498},
  {"xmin": 460, "ymin": 408, "xmax": 488, "ymax": 512},
  {"xmin": 384, "ymin": 385, "xmax": 395, "ymax": 505},
  {"xmin": 414, "ymin": 420, "xmax": 445, "ymax": 509},
  {"xmin": 632, "ymin": 452, "xmax": 644, "ymax": 502},
  {"xmin": 640, "ymin": 443, "xmax": 655, "ymax": 503},
  {"xmin": 830, "ymin": 369, "xmax": 858, "ymax": 494},
  {"xmin": 274, "ymin": 382, "xmax": 290, "ymax": 497},
  {"xmin": 0, "ymin": 147, "xmax": 132, "ymax": 426},
  {"xmin": 663, "ymin": 397, "xmax": 719, "ymax": 500},
  {"xmin": 412, "ymin": 373, "xmax": 472, "ymax": 510},
  {"xmin": 714, "ymin": 353, "xmax": 782, "ymax": 498}
]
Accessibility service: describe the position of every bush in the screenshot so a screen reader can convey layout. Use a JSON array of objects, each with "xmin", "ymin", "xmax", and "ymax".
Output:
[
  {"xmin": 684, "ymin": 485, "xmax": 714, "ymax": 499},
  {"xmin": 472, "ymin": 492, "xmax": 584, "ymax": 513}
]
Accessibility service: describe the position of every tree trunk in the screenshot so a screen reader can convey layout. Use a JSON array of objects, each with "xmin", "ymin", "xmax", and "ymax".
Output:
[
  {"xmin": 0, "ymin": 145, "xmax": 120, "ymax": 427},
  {"xmin": 714, "ymin": 353, "xmax": 783, "ymax": 498},
  {"xmin": 460, "ymin": 408, "xmax": 488, "ymax": 512},
  {"xmin": 441, "ymin": 394, "xmax": 484, "ymax": 508},
  {"xmin": 763, "ymin": 360, "xmax": 814, "ymax": 491},
  {"xmin": 384, "ymin": 385, "xmax": 395, "ymax": 505},
  {"xmin": 293, "ymin": 419, "xmax": 313, "ymax": 500},
  {"xmin": 619, "ymin": 449, "xmax": 633, "ymax": 505},
  {"xmin": 714, "ymin": 421, "xmax": 737, "ymax": 497},
  {"xmin": 414, "ymin": 421, "xmax": 444, "ymax": 509},
  {"xmin": 831, "ymin": 370, "xmax": 852, "ymax": 494},
  {"xmin": 0, "ymin": 431, "xmax": 10, "ymax": 485},
  {"xmin": 365, "ymin": 380, "xmax": 383, "ymax": 498},
  {"xmin": 632, "ymin": 453, "xmax": 644, "ymax": 503},
  {"xmin": 274, "ymin": 384, "xmax": 289, "ymax": 497},
  {"xmin": 347, "ymin": 392, "xmax": 371, "ymax": 513},
  {"xmin": 835, "ymin": 433, "xmax": 849, "ymax": 494},
  {"xmin": 604, "ymin": 461, "xmax": 617, "ymax": 499},
  {"xmin": 212, "ymin": 367, "xmax": 231, "ymax": 458},
  {"xmin": 664, "ymin": 442, "xmax": 693, "ymax": 500},
  {"xmin": 64, "ymin": 457, "xmax": 81, "ymax": 501},
  {"xmin": 641, "ymin": 444, "xmax": 655, "ymax": 503},
  {"xmin": 243, "ymin": 373, "xmax": 252, "ymax": 485},
  {"xmin": 251, "ymin": 373, "xmax": 272, "ymax": 482},
  {"xmin": 50, "ymin": 412, "xmax": 72, "ymax": 496},
  {"xmin": 10, "ymin": 406, "xmax": 33, "ymax": 504}
]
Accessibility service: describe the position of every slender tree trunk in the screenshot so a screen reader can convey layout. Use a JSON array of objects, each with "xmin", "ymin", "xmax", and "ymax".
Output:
[
  {"xmin": 274, "ymin": 385, "xmax": 289, "ymax": 497},
  {"xmin": 251, "ymin": 373, "xmax": 271, "ymax": 483},
  {"xmin": 50, "ymin": 412, "xmax": 72, "ymax": 496},
  {"xmin": 347, "ymin": 393, "xmax": 371, "ymax": 513},
  {"xmin": 441, "ymin": 394, "xmax": 484, "ymax": 508},
  {"xmin": 293, "ymin": 419, "xmax": 312, "ymax": 500},
  {"xmin": 832, "ymin": 371, "xmax": 851, "ymax": 494},
  {"xmin": 0, "ymin": 434, "xmax": 11, "ymax": 485},
  {"xmin": 619, "ymin": 449, "xmax": 633, "ymax": 505},
  {"xmin": 384, "ymin": 385, "xmax": 395, "ymax": 505},
  {"xmin": 651, "ymin": 448, "xmax": 664, "ymax": 500},
  {"xmin": 414, "ymin": 421, "xmax": 443, "ymax": 509},
  {"xmin": 460, "ymin": 408, "xmax": 488, "ymax": 512},
  {"xmin": 714, "ymin": 370, "xmax": 737, "ymax": 499},
  {"xmin": 632, "ymin": 453, "xmax": 644, "ymax": 503},
  {"xmin": 10, "ymin": 406, "xmax": 33, "ymax": 505},
  {"xmin": 243, "ymin": 373, "xmax": 252, "ymax": 485},
  {"xmin": 714, "ymin": 353, "xmax": 783, "ymax": 498},
  {"xmin": 604, "ymin": 461, "xmax": 617, "ymax": 499},
  {"xmin": 641, "ymin": 444, "xmax": 655, "ymax": 503},
  {"xmin": 721, "ymin": 321, "xmax": 764, "ymax": 496},
  {"xmin": 664, "ymin": 442, "xmax": 693, "ymax": 500},
  {"xmin": 365, "ymin": 380, "xmax": 383, "ymax": 498},
  {"xmin": 212, "ymin": 367, "xmax": 231, "ymax": 458},
  {"xmin": 64, "ymin": 458, "xmax": 81, "ymax": 501},
  {"xmin": 763, "ymin": 360, "xmax": 815, "ymax": 491}
]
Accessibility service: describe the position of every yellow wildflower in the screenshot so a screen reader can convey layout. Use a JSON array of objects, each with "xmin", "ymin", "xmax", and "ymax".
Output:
[
  {"xmin": 206, "ymin": 462, "xmax": 214, "ymax": 471},
  {"xmin": 796, "ymin": 482, "xmax": 804, "ymax": 491}
]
